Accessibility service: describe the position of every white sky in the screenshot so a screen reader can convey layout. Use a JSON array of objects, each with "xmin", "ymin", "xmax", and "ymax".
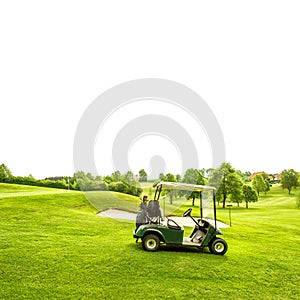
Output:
[{"xmin": 1, "ymin": 1, "xmax": 299, "ymax": 179}]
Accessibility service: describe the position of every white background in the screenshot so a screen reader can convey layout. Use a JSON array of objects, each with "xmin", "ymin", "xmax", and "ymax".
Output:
[{"xmin": 1, "ymin": 1, "xmax": 299, "ymax": 178}]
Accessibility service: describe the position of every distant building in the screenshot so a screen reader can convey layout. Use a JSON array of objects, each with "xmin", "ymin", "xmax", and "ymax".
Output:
[
  {"xmin": 249, "ymin": 172, "xmax": 265, "ymax": 180},
  {"xmin": 273, "ymin": 173, "xmax": 281, "ymax": 181},
  {"xmin": 249, "ymin": 172, "xmax": 281, "ymax": 184}
]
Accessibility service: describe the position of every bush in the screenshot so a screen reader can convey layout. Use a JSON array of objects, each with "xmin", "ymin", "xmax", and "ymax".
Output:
[
  {"xmin": 108, "ymin": 181, "xmax": 142, "ymax": 197},
  {"xmin": 108, "ymin": 181, "xmax": 126, "ymax": 193},
  {"xmin": 6, "ymin": 168, "xmax": 142, "ymax": 196}
]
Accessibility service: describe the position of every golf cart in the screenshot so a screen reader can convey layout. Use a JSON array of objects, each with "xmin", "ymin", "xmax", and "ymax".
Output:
[{"xmin": 133, "ymin": 181, "xmax": 228, "ymax": 255}]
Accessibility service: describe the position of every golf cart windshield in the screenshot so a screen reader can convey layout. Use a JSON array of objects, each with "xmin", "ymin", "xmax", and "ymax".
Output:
[{"xmin": 153, "ymin": 181, "xmax": 217, "ymax": 227}]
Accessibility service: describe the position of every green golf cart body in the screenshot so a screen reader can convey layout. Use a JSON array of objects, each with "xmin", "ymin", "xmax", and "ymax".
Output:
[{"xmin": 133, "ymin": 181, "xmax": 228, "ymax": 255}]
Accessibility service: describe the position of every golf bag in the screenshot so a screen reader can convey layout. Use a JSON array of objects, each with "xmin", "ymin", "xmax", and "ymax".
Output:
[
  {"xmin": 135, "ymin": 208, "xmax": 148, "ymax": 231},
  {"xmin": 147, "ymin": 200, "xmax": 161, "ymax": 223}
]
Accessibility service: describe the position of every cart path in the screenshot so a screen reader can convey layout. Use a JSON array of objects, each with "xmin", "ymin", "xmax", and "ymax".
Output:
[{"xmin": 98, "ymin": 208, "xmax": 230, "ymax": 228}]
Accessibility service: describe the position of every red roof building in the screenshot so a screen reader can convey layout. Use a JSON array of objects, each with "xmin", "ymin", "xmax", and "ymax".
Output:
[{"xmin": 249, "ymin": 172, "xmax": 265, "ymax": 180}]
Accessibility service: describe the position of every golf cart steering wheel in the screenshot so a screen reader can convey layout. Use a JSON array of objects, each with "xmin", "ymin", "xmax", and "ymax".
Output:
[
  {"xmin": 166, "ymin": 217, "xmax": 181, "ymax": 230},
  {"xmin": 183, "ymin": 208, "xmax": 192, "ymax": 217}
]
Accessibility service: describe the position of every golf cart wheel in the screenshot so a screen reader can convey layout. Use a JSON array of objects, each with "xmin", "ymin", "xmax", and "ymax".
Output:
[
  {"xmin": 142, "ymin": 234, "xmax": 160, "ymax": 252},
  {"xmin": 209, "ymin": 238, "xmax": 228, "ymax": 255}
]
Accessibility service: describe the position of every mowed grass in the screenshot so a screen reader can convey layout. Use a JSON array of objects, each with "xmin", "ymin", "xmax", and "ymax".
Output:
[
  {"xmin": 0, "ymin": 183, "xmax": 299, "ymax": 299},
  {"xmin": 0, "ymin": 183, "xmax": 69, "ymax": 198},
  {"xmin": 87, "ymin": 190, "xmax": 140, "ymax": 212}
]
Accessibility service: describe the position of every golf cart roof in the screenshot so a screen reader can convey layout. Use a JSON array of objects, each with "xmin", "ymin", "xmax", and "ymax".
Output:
[{"xmin": 153, "ymin": 181, "xmax": 216, "ymax": 192}]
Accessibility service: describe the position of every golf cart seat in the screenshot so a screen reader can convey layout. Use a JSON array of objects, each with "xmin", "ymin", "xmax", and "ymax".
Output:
[
  {"xmin": 189, "ymin": 219, "xmax": 210, "ymax": 242},
  {"xmin": 197, "ymin": 219, "xmax": 210, "ymax": 232},
  {"xmin": 166, "ymin": 217, "xmax": 183, "ymax": 231}
]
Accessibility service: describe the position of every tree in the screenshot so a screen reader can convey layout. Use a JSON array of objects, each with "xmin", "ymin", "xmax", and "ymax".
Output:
[
  {"xmin": 242, "ymin": 185, "xmax": 258, "ymax": 208},
  {"xmin": 0, "ymin": 164, "xmax": 13, "ymax": 182},
  {"xmin": 199, "ymin": 168, "xmax": 206, "ymax": 176},
  {"xmin": 159, "ymin": 173, "xmax": 164, "ymax": 180},
  {"xmin": 182, "ymin": 168, "xmax": 205, "ymax": 184},
  {"xmin": 122, "ymin": 171, "xmax": 136, "ymax": 185},
  {"xmin": 86, "ymin": 172, "xmax": 94, "ymax": 181},
  {"xmin": 161, "ymin": 173, "xmax": 177, "ymax": 204},
  {"xmin": 261, "ymin": 172, "xmax": 270, "ymax": 182},
  {"xmin": 252, "ymin": 174, "xmax": 267, "ymax": 196},
  {"xmin": 138, "ymin": 169, "xmax": 147, "ymax": 182},
  {"xmin": 281, "ymin": 169, "xmax": 299, "ymax": 194},
  {"xmin": 206, "ymin": 168, "xmax": 215, "ymax": 178},
  {"xmin": 111, "ymin": 171, "xmax": 121, "ymax": 182},
  {"xmin": 182, "ymin": 168, "xmax": 206, "ymax": 206},
  {"xmin": 264, "ymin": 180, "xmax": 270, "ymax": 195},
  {"xmin": 208, "ymin": 162, "xmax": 243, "ymax": 208},
  {"xmin": 103, "ymin": 175, "xmax": 113, "ymax": 184},
  {"xmin": 163, "ymin": 173, "xmax": 177, "ymax": 182},
  {"xmin": 236, "ymin": 170, "xmax": 252, "ymax": 183}
]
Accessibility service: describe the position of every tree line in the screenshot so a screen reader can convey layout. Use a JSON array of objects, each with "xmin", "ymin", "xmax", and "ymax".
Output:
[
  {"xmin": 150, "ymin": 164, "xmax": 299, "ymax": 208},
  {"xmin": 0, "ymin": 164, "xmax": 143, "ymax": 197},
  {"xmin": 0, "ymin": 163, "xmax": 298, "ymax": 206},
  {"xmin": 153, "ymin": 164, "xmax": 258, "ymax": 208}
]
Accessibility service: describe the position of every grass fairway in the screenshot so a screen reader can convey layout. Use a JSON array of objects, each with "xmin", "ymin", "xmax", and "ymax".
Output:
[{"xmin": 0, "ymin": 183, "xmax": 299, "ymax": 299}]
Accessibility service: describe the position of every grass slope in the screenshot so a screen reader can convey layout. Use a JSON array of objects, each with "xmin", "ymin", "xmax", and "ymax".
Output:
[
  {"xmin": 0, "ymin": 183, "xmax": 299, "ymax": 299},
  {"xmin": 86, "ymin": 190, "xmax": 140, "ymax": 212}
]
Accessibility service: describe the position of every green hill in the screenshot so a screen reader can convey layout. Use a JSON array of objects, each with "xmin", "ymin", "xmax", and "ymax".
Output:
[
  {"xmin": 0, "ymin": 183, "xmax": 299, "ymax": 299},
  {"xmin": 0, "ymin": 182, "xmax": 69, "ymax": 197}
]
